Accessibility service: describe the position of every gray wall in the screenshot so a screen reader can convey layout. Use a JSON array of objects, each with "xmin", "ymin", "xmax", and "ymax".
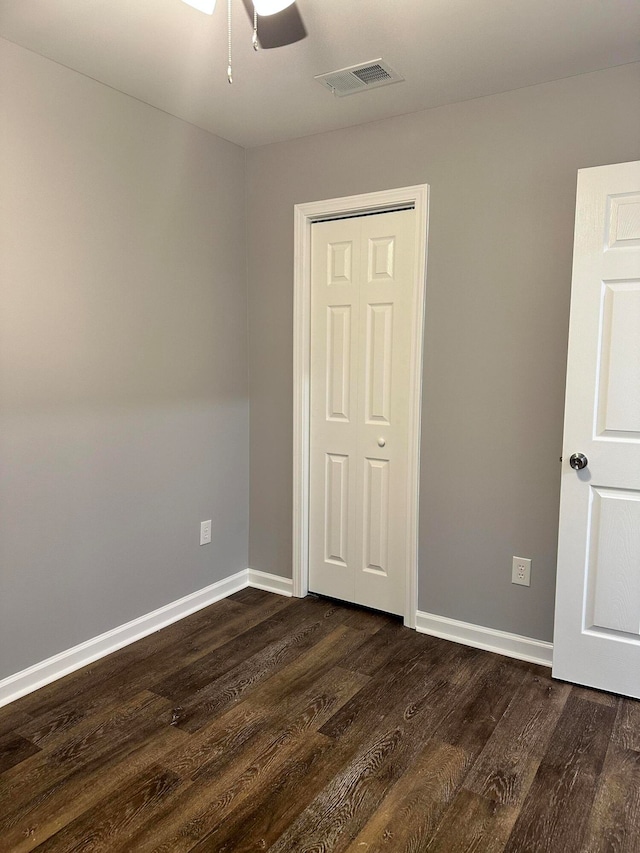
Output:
[
  {"xmin": 0, "ymin": 39, "xmax": 249, "ymax": 679},
  {"xmin": 246, "ymin": 63, "xmax": 640, "ymax": 642}
]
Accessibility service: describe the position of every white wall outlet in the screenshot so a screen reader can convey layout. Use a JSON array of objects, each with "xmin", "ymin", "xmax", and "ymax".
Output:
[
  {"xmin": 200, "ymin": 520, "xmax": 212, "ymax": 546},
  {"xmin": 512, "ymin": 556, "xmax": 531, "ymax": 587}
]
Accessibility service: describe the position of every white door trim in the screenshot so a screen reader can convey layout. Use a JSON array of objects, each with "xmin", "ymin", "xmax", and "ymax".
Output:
[{"xmin": 293, "ymin": 185, "xmax": 429, "ymax": 628}]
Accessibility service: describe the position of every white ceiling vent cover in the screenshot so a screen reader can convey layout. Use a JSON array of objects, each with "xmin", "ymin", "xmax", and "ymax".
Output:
[{"xmin": 315, "ymin": 59, "xmax": 404, "ymax": 97}]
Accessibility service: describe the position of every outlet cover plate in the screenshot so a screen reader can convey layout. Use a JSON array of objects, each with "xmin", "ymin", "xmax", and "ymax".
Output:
[
  {"xmin": 200, "ymin": 520, "xmax": 212, "ymax": 546},
  {"xmin": 512, "ymin": 556, "xmax": 531, "ymax": 587}
]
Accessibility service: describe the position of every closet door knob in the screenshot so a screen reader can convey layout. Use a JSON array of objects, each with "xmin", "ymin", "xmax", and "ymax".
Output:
[{"xmin": 377, "ymin": 438, "xmax": 386, "ymax": 448}]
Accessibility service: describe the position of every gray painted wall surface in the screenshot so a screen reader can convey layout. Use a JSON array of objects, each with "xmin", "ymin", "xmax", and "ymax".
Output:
[
  {"xmin": 0, "ymin": 39, "xmax": 249, "ymax": 679},
  {"xmin": 246, "ymin": 63, "xmax": 640, "ymax": 642}
]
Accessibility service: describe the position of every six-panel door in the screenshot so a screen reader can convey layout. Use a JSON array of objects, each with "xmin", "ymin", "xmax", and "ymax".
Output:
[
  {"xmin": 308, "ymin": 209, "xmax": 416, "ymax": 615},
  {"xmin": 553, "ymin": 161, "xmax": 640, "ymax": 698}
]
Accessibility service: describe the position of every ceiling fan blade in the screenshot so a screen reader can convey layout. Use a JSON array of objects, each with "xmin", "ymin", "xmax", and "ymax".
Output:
[{"xmin": 240, "ymin": 0, "xmax": 307, "ymax": 49}]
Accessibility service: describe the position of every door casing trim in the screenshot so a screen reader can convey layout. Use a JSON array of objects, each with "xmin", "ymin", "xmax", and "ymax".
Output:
[{"xmin": 293, "ymin": 185, "xmax": 430, "ymax": 627}]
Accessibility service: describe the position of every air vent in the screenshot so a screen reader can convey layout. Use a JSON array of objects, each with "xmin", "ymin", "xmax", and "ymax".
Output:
[{"xmin": 315, "ymin": 59, "xmax": 403, "ymax": 97}]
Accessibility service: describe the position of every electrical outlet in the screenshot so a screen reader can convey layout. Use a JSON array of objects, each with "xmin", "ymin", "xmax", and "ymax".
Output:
[
  {"xmin": 512, "ymin": 556, "xmax": 531, "ymax": 587},
  {"xmin": 200, "ymin": 520, "xmax": 212, "ymax": 546}
]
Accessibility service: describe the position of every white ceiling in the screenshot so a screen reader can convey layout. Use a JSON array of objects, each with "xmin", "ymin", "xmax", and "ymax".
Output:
[{"xmin": 1, "ymin": 0, "xmax": 638, "ymax": 148}]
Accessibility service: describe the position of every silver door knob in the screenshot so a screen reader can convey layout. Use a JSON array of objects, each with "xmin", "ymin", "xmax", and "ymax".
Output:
[
  {"xmin": 569, "ymin": 453, "xmax": 588, "ymax": 470},
  {"xmin": 377, "ymin": 437, "xmax": 386, "ymax": 447}
]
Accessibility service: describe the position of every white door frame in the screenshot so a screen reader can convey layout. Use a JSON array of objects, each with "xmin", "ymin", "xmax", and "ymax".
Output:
[{"xmin": 292, "ymin": 184, "xmax": 430, "ymax": 628}]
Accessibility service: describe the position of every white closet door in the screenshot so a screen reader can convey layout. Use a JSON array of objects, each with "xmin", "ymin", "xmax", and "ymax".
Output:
[
  {"xmin": 309, "ymin": 216, "xmax": 361, "ymax": 604},
  {"xmin": 309, "ymin": 209, "xmax": 417, "ymax": 616},
  {"xmin": 553, "ymin": 161, "xmax": 640, "ymax": 698}
]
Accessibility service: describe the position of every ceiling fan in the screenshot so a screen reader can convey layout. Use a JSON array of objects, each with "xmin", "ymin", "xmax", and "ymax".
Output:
[
  {"xmin": 181, "ymin": 0, "xmax": 307, "ymax": 82},
  {"xmin": 239, "ymin": 0, "xmax": 306, "ymax": 50}
]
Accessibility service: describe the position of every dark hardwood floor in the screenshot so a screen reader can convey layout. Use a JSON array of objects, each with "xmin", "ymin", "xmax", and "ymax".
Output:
[{"xmin": 1, "ymin": 588, "xmax": 639, "ymax": 852}]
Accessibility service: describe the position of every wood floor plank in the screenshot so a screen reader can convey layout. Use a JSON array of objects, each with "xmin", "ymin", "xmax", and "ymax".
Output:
[
  {"xmin": 581, "ymin": 743, "xmax": 640, "ymax": 853},
  {"xmin": 227, "ymin": 586, "xmax": 273, "ymax": 605},
  {"xmin": 340, "ymin": 606, "xmax": 398, "ymax": 636},
  {"xmin": 15, "ymin": 595, "xmax": 291, "ymax": 747},
  {"xmin": 227, "ymin": 624, "xmax": 370, "ymax": 712},
  {"xmin": 141, "ymin": 732, "xmax": 332, "ymax": 853},
  {"xmin": 0, "ymin": 732, "xmax": 41, "ymax": 774},
  {"xmin": 432, "ymin": 657, "xmax": 527, "ymax": 756},
  {"xmin": 319, "ymin": 631, "xmax": 464, "ymax": 742},
  {"xmin": 266, "ymin": 726, "xmax": 409, "ymax": 853},
  {"xmin": 343, "ymin": 739, "xmax": 469, "ymax": 853},
  {"xmin": 0, "ymin": 707, "xmax": 34, "ymax": 740},
  {"xmin": 1, "ymin": 727, "xmax": 187, "ymax": 853},
  {"xmin": 165, "ymin": 617, "xmax": 353, "ymax": 733},
  {"xmin": 503, "ymin": 693, "xmax": 618, "ymax": 853},
  {"xmin": 120, "ymin": 668, "xmax": 367, "ymax": 853},
  {"xmin": 267, "ymin": 643, "xmax": 506, "ymax": 853},
  {"xmin": 161, "ymin": 701, "xmax": 268, "ymax": 781},
  {"xmin": 464, "ymin": 670, "xmax": 571, "ymax": 805},
  {"xmin": 1, "ymin": 592, "xmax": 637, "ymax": 853},
  {"xmin": 36, "ymin": 690, "xmax": 168, "ymax": 764},
  {"xmin": 0, "ymin": 690, "xmax": 170, "ymax": 817},
  {"xmin": 5, "ymin": 597, "xmax": 250, "ymax": 720},
  {"xmin": 304, "ymin": 643, "xmax": 507, "ymax": 851},
  {"xmin": 612, "ymin": 697, "xmax": 640, "ymax": 751},
  {"xmin": 193, "ymin": 664, "xmax": 369, "ymax": 783},
  {"xmin": 190, "ymin": 732, "xmax": 337, "ymax": 853},
  {"xmin": 570, "ymin": 685, "xmax": 620, "ymax": 707},
  {"xmin": 156, "ymin": 627, "xmax": 370, "ymax": 780},
  {"xmin": 31, "ymin": 766, "xmax": 183, "ymax": 853},
  {"xmin": 0, "ymin": 693, "xmax": 179, "ymax": 852},
  {"xmin": 340, "ymin": 657, "xmax": 525, "ymax": 853},
  {"xmin": 425, "ymin": 788, "xmax": 518, "ymax": 853},
  {"xmin": 151, "ymin": 596, "xmax": 344, "ymax": 707},
  {"xmin": 338, "ymin": 619, "xmax": 429, "ymax": 676}
]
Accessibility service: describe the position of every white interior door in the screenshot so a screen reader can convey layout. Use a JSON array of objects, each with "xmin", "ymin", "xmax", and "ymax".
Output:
[
  {"xmin": 308, "ymin": 209, "xmax": 417, "ymax": 616},
  {"xmin": 553, "ymin": 160, "xmax": 640, "ymax": 698}
]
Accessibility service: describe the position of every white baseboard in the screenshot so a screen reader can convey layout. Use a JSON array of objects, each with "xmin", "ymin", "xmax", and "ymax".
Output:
[
  {"xmin": 247, "ymin": 568, "xmax": 293, "ymax": 597},
  {"xmin": 415, "ymin": 611, "xmax": 553, "ymax": 667},
  {"xmin": 0, "ymin": 568, "xmax": 293, "ymax": 709}
]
